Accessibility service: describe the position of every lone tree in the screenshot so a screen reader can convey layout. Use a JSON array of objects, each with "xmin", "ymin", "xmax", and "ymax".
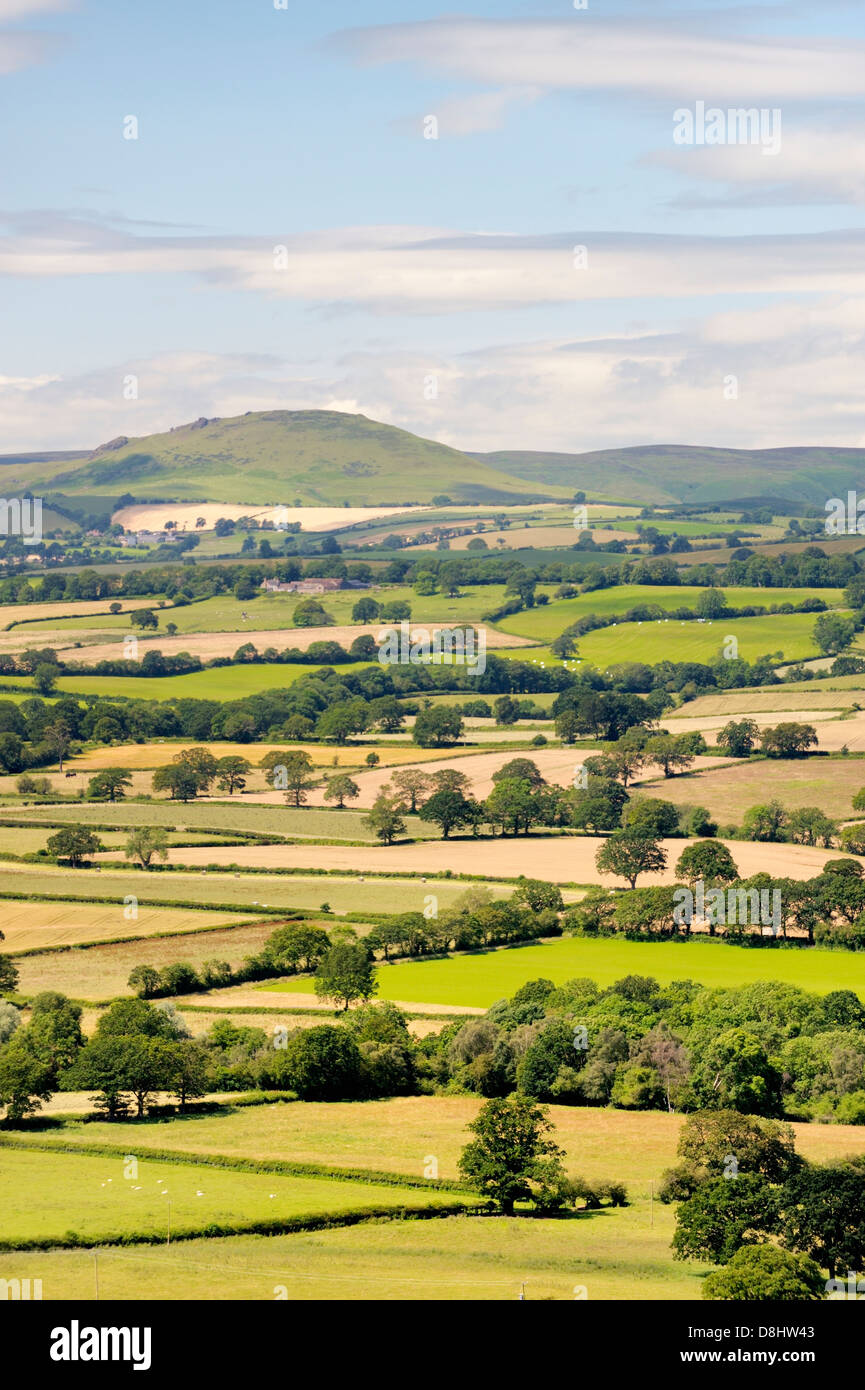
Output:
[
  {"xmin": 152, "ymin": 764, "xmax": 201, "ymax": 802},
  {"xmin": 596, "ymin": 830, "xmax": 667, "ymax": 889},
  {"xmin": 260, "ymin": 750, "xmax": 317, "ymax": 806},
  {"xmin": 390, "ymin": 767, "xmax": 433, "ymax": 813},
  {"xmin": 215, "ymin": 755, "xmax": 251, "ymax": 795},
  {"xmin": 363, "ymin": 792, "xmax": 406, "ymax": 845},
  {"xmin": 43, "ymin": 719, "xmax": 72, "ymax": 773},
  {"xmin": 716, "ymin": 719, "xmax": 759, "ymax": 757},
  {"xmin": 323, "ymin": 773, "xmax": 360, "ymax": 809},
  {"xmin": 458, "ymin": 1094, "xmax": 567, "ymax": 1215},
  {"xmin": 47, "ymin": 826, "xmax": 103, "ymax": 868},
  {"xmin": 87, "ymin": 767, "xmax": 133, "ymax": 802},
  {"xmin": 314, "ymin": 942, "xmax": 377, "ymax": 1013},
  {"xmin": 125, "ymin": 827, "xmax": 170, "ymax": 871},
  {"xmin": 813, "ymin": 612, "xmax": 855, "ymax": 657}
]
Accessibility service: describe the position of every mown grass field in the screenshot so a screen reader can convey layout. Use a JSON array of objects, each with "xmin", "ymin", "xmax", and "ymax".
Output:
[
  {"xmin": 0, "ymin": 863, "xmax": 522, "ymax": 916},
  {"xmin": 30, "ymin": 1095, "xmax": 863, "ymax": 1182},
  {"xmin": 0, "ymin": 899, "xmax": 256, "ymax": 952},
  {"xmin": 0, "ymin": 1211, "xmax": 694, "ymax": 1301},
  {"xmin": 0, "ymin": 1145, "xmax": 466, "ymax": 1246},
  {"xmin": 639, "ymin": 754, "xmax": 865, "ymax": 823},
  {"xmin": 500, "ymin": 612, "xmax": 834, "ymax": 669},
  {"xmin": 268, "ymin": 935, "xmax": 865, "ymax": 1008},
  {"xmin": 496, "ymin": 585, "xmax": 844, "ymax": 641}
]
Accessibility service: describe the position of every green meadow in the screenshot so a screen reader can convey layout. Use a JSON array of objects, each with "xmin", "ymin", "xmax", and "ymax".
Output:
[
  {"xmin": 497, "ymin": 585, "xmax": 844, "ymax": 642},
  {"xmin": 498, "ymin": 611, "xmax": 835, "ymax": 669},
  {"xmin": 0, "ymin": 1145, "xmax": 466, "ymax": 1247},
  {"xmin": 266, "ymin": 935, "xmax": 865, "ymax": 1008}
]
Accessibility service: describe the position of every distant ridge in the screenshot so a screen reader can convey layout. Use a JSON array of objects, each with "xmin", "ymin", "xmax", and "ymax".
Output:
[
  {"xmin": 4, "ymin": 411, "xmax": 865, "ymax": 509},
  {"xmin": 473, "ymin": 444, "xmax": 865, "ymax": 507}
]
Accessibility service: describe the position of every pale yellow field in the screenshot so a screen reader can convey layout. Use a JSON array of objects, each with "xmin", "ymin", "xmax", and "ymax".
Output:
[
  {"xmin": 52, "ymin": 623, "xmax": 530, "ymax": 665},
  {"xmin": 113, "ymin": 503, "xmax": 427, "ymax": 532},
  {"xmin": 0, "ymin": 597, "xmax": 161, "ymax": 629},
  {"xmin": 0, "ymin": 900, "xmax": 256, "ymax": 951},
  {"xmin": 415, "ymin": 525, "xmax": 638, "ymax": 550},
  {"xmin": 291, "ymin": 748, "xmax": 736, "ymax": 810},
  {"xmin": 64, "ymin": 741, "xmax": 460, "ymax": 773},
  {"xmin": 665, "ymin": 709, "xmax": 865, "ymax": 751},
  {"xmin": 153, "ymin": 834, "xmax": 855, "ymax": 885},
  {"xmin": 673, "ymin": 690, "xmax": 857, "ymax": 716}
]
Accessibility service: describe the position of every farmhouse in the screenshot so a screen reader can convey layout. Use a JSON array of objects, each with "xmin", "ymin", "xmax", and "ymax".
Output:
[{"xmin": 260, "ymin": 577, "xmax": 369, "ymax": 594}]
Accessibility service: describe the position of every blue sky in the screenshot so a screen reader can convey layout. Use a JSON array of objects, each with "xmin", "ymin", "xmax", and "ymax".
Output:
[{"xmin": 2, "ymin": 0, "xmax": 865, "ymax": 455}]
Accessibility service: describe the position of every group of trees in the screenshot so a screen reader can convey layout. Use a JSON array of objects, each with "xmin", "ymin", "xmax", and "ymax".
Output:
[
  {"xmin": 5, "ymin": 967, "xmax": 865, "ymax": 1148},
  {"xmin": 666, "ymin": 1109, "xmax": 865, "ymax": 1293}
]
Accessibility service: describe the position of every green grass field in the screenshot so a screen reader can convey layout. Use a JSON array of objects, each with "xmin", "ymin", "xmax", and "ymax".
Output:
[
  {"xmin": 0, "ymin": 1209, "xmax": 694, "ymax": 1301},
  {"xmin": 497, "ymin": 585, "xmax": 844, "ymax": 642},
  {"xmin": 0, "ymin": 863, "xmax": 521, "ymax": 917},
  {"xmin": 8, "ymin": 800, "xmax": 441, "ymax": 843},
  {"xmin": 499, "ymin": 612, "xmax": 835, "ymax": 669},
  {"xmin": 0, "ymin": 1145, "xmax": 466, "ymax": 1247},
  {"xmin": 16, "ymin": 584, "xmax": 527, "ymax": 635},
  {"xmin": 267, "ymin": 935, "xmax": 865, "ymax": 1008},
  {"xmin": 0, "ymin": 665, "xmax": 372, "ymax": 701}
]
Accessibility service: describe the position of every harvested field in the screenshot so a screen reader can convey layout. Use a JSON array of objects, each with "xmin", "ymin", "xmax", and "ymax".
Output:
[
  {"xmin": 0, "ymin": 899, "xmax": 256, "ymax": 952},
  {"xmin": 664, "ymin": 709, "xmax": 865, "ymax": 753},
  {"xmin": 156, "ymin": 834, "xmax": 856, "ymax": 884},
  {"xmin": 14, "ymin": 920, "xmax": 284, "ymax": 1000},
  {"xmin": 640, "ymin": 755, "xmax": 865, "ymax": 823},
  {"xmin": 113, "ymin": 502, "xmax": 426, "ymax": 532},
  {"xmin": 52, "ymin": 624, "xmax": 530, "ymax": 665}
]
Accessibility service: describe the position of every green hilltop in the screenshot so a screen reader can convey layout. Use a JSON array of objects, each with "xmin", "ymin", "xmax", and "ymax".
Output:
[
  {"xmin": 475, "ymin": 444, "xmax": 865, "ymax": 507},
  {"xmin": 0, "ymin": 411, "xmax": 566, "ymax": 508}
]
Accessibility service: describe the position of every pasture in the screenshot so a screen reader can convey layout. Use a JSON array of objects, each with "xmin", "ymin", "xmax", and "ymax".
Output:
[
  {"xmin": 268, "ymin": 934, "xmax": 865, "ymax": 1008},
  {"xmin": 496, "ymin": 585, "xmax": 844, "ymax": 641},
  {"xmin": 0, "ymin": 1144, "xmax": 464, "ymax": 1247},
  {"xmin": 0, "ymin": 863, "xmax": 525, "ymax": 916},
  {"xmin": 0, "ymin": 1211, "xmax": 694, "ymax": 1301},
  {"xmin": 501, "ymin": 614, "xmax": 835, "ymax": 669}
]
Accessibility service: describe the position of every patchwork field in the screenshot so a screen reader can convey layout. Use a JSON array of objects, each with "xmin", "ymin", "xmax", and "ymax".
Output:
[
  {"xmin": 0, "ymin": 899, "xmax": 256, "ymax": 952},
  {"xmin": 0, "ymin": 1144, "xmax": 465, "ymax": 1246},
  {"xmin": 641, "ymin": 754, "xmax": 865, "ymax": 823},
  {"xmin": 154, "ymin": 833, "xmax": 859, "ymax": 885},
  {"xmin": 11, "ymin": 1096, "xmax": 863, "ymax": 1186},
  {"xmin": 13, "ymin": 920, "xmax": 286, "ymax": 999}
]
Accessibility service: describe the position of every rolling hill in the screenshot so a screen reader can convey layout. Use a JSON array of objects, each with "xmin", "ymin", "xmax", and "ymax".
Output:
[
  {"xmin": 0, "ymin": 411, "xmax": 567, "ymax": 509},
  {"xmin": 475, "ymin": 444, "xmax": 865, "ymax": 507}
]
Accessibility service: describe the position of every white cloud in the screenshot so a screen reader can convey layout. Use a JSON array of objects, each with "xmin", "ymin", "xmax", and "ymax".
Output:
[
  {"xmin": 648, "ymin": 124, "xmax": 865, "ymax": 206},
  {"xmin": 5, "ymin": 297, "xmax": 865, "ymax": 454},
  {"xmin": 3, "ymin": 214, "xmax": 865, "ymax": 312},
  {"xmin": 332, "ymin": 16, "xmax": 865, "ymax": 103}
]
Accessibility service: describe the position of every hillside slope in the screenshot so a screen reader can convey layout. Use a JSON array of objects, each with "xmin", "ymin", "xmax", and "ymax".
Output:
[
  {"xmin": 2, "ymin": 412, "xmax": 566, "ymax": 507},
  {"xmin": 476, "ymin": 444, "xmax": 865, "ymax": 507}
]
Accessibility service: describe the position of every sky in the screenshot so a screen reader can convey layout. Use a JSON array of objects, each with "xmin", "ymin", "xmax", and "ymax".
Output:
[{"xmin": 2, "ymin": 0, "xmax": 865, "ymax": 455}]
